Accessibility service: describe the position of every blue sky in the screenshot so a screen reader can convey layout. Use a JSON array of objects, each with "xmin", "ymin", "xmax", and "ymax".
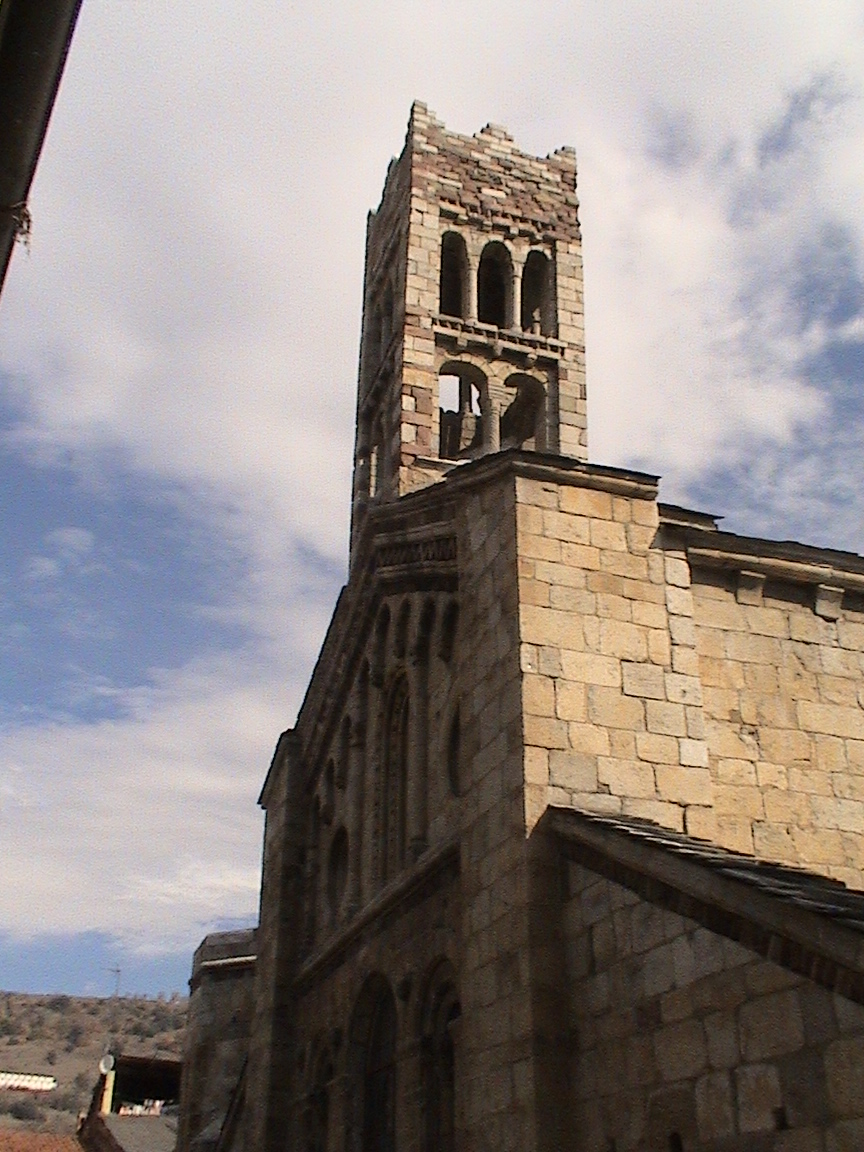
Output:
[{"xmin": 3, "ymin": 1, "xmax": 864, "ymax": 995}]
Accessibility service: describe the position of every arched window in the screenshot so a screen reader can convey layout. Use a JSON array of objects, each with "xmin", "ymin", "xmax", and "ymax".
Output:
[
  {"xmin": 382, "ymin": 676, "xmax": 409, "ymax": 883},
  {"xmin": 477, "ymin": 241, "xmax": 513, "ymax": 328},
  {"xmin": 327, "ymin": 826, "xmax": 349, "ymax": 924},
  {"xmin": 438, "ymin": 363, "xmax": 484, "ymax": 460},
  {"xmin": 439, "ymin": 232, "xmax": 468, "ymax": 318},
  {"xmin": 364, "ymin": 988, "xmax": 397, "ymax": 1152},
  {"xmin": 306, "ymin": 1049, "xmax": 332, "ymax": 1152},
  {"xmin": 421, "ymin": 965, "xmax": 460, "ymax": 1152},
  {"xmin": 520, "ymin": 250, "xmax": 555, "ymax": 336},
  {"xmin": 348, "ymin": 978, "xmax": 398, "ymax": 1152}
]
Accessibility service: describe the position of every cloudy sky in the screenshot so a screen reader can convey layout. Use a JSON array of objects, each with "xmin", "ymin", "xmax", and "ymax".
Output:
[{"xmin": 2, "ymin": 1, "xmax": 864, "ymax": 996}]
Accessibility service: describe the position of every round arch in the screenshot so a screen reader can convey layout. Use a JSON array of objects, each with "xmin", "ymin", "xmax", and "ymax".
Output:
[
  {"xmin": 418, "ymin": 959, "xmax": 461, "ymax": 1152},
  {"xmin": 477, "ymin": 241, "xmax": 513, "ymax": 327},
  {"xmin": 439, "ymin": 231, "xmax": 469, "ymax": 319},
  {"xmin": 346, "ymin": 974, "xmax": 398, "ymax": 1152}
]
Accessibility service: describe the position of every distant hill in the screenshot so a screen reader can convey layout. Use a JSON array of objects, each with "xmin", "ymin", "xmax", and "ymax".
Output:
[{"xmin": 0, "ymin": 992, "xmax": 187, "ymax": 1134}]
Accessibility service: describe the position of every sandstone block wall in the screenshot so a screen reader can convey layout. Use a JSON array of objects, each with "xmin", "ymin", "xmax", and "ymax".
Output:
[
  {"xmin": 516, "ymin": 467, "xmax": 864, "ymax": 891},
  {"xmin": 693, "ymin": 569, "xmax": 864, "ymax": 887},
  {"xmin": 456, "ymin": 473, "xmax": 542, "ymax": 1152},
  {"xmin": 564, "ymin": 861, "xmax": 864, "ymax": 1151},
  {"xmin": 516, "ymin": 472, "xmax": 712, "ymax": 838}
]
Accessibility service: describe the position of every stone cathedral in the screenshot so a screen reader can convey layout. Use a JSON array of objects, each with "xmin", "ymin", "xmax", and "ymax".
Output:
[{"xmin": 178, "ymin": 105, "xmax": 864, "ymax": 1152}]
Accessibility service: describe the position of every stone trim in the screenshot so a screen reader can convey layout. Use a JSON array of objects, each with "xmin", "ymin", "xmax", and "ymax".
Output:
[
  {"xmin": 433, "ymin": 314, "xmax": 570, "ymax": 363},
  {"xmin": 293, "ymin": 837, "xmax": 459, "ymax": 993},
  {"xmin": 686, "ymin": 543, "xmax": 864, "ymax": 593}
]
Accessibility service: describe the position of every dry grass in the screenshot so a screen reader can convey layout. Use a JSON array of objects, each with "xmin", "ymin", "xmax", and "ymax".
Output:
[{"xmin": 0, "ymin": 993, "xmax": 186, "ymax": 1135}]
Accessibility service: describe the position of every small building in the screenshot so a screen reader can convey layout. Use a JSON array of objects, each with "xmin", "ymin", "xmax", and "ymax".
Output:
[{"xmin": 78, "ymin": 1055, "xmax": 180, "ymax": 1152}]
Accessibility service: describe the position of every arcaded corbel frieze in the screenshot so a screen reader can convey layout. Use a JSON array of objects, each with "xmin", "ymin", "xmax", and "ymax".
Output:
[{"xmin": 686, "ymin": 546, "xmax": 864, "ymax": 597}]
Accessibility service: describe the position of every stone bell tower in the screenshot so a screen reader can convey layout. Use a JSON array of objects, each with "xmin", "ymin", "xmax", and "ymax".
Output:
[{"xmin": 350, "ymin": 102, "xmax": 587, "ymax": 566}]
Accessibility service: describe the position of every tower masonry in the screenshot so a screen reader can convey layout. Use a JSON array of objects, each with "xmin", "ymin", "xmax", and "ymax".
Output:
[{"xmin": 351, "ymin": 101, "xmax": 586, "ymax": 566}]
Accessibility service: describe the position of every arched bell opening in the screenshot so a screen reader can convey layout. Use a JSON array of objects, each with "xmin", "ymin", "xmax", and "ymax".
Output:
[
  {"xmin": 439, "ymin": 232, "xmax": 469, "ymax": 319},
  {"xmin": 477, "ymin": 241, "xmax": 513, "ymax": 328},
  {"xmin": 438, "ymin": 361, "xmax": 486, "ymax": 460},
  {"xmin": 500, "ymin": 373, "xmax": 546, "ymax": 450},
  {"xmin": 520, "ymin": 250, "xmax": 556, "ymax": 336}
]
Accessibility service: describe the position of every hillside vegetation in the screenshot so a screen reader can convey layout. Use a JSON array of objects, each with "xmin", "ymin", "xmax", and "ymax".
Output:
[{"xmin": 0, "ymin": 992, "xmax": 187, "ymax": 1134}]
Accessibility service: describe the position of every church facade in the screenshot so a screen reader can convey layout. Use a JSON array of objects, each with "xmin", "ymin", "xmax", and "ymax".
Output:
[{"xmin": 178, "ymin": 104, "xmax": 864, "ymax": 1152}]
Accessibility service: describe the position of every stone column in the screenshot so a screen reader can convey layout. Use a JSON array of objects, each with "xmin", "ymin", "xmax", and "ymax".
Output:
[
  {"xmin": 466, "ymin": 254, "xmax": 478, "ymax": 321},
  {"xmin": 482, "ymin": 396, "xmax": 501, "ymax": 453},
  {"xmin": 511, "ymin": 264, "xmax": 522, "ymax": 330}
]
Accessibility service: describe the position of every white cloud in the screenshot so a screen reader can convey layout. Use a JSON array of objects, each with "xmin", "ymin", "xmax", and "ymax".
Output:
[{"xmin": 3, "ymin": 1, "xmax": 864, "ymax": 967}]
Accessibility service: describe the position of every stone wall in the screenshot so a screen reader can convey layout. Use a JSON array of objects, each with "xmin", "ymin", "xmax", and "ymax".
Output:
[
  {"xmin": 515, "ymin": 464, "xmax": 864, "ymax": 890},
  {"xmin": 564, "ymin": 860, "xmax": 864, "ymax": 1151},
  {"xmin": 287, "ymin": 866, "xmax": 461, "ymax": 1152},
  {"xmin": 178, "ymin": 930, "xmax": 257, "ymax": 1152},
  {"xmin": 693, "ymin": 568, "xmax": 864, "ymax": 887}
]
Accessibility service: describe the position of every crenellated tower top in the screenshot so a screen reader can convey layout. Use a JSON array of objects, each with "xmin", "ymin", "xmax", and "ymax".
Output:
[{"xmin": 350, "ymin": 102, "xmax": 586, "ymax": 565}]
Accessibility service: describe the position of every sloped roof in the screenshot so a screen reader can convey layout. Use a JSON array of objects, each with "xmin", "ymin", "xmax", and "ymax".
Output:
[
  {"xmin": 547, "ymin": 806, "xmax": 864, "ymax": 1003},
  {"xmin": 102, "ymin": 1116, "xmax": 175, "ymax": 1152}
]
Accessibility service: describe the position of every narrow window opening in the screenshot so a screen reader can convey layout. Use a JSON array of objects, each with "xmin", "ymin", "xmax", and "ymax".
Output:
[
  {"xmin": 439, "ymin": 233, "xmax": 468, "ymax": 318},
  {"xmin": 439, "ymin": 372, "xmax": 482, "ymax": 460},
  {"xmin": 307, "ymin": 1056, "xmax": 332, "ymax": 1152},
  {"xmin": 423, "ymin": 974, "xmax": 460, "ymax": 1152},
  {"xmin": 521, "ymin": 250, "xmax": 555, "ymax": 335},
  {"xmin": 327, "ymin": 827, "xmax": 349, "ymax": 924},
  {"xmin": 477, "ymin": 241, "xmax": 512, "ymax": 327},
  {"xmin": 362, "ymin": 991, "xmax": 396, "ymax": 1152}
]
